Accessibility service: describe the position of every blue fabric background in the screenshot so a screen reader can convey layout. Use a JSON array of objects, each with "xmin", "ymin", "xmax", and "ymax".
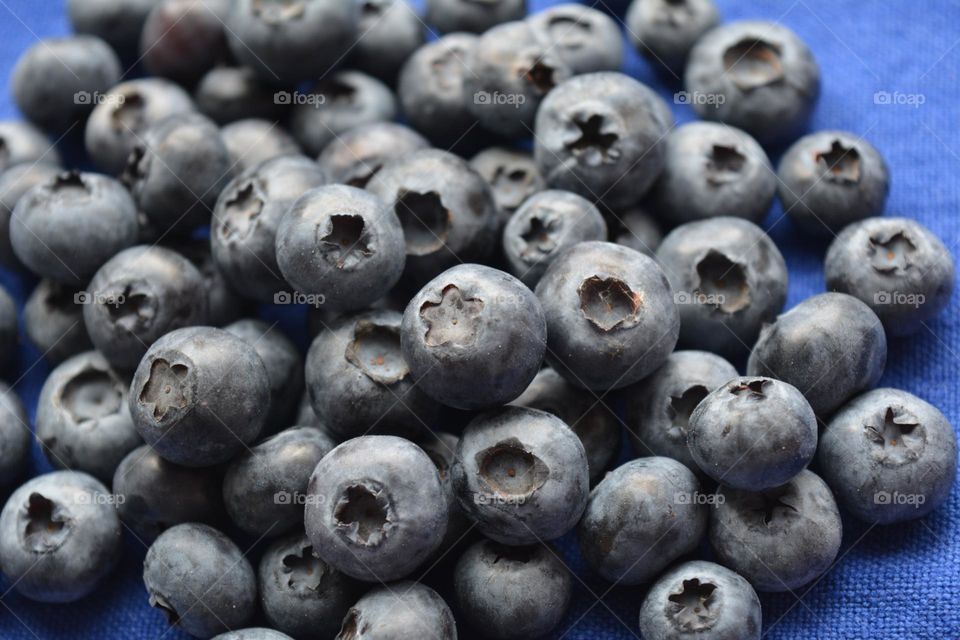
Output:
[{"xmin": 0, "ymin": 0, "xmax": 958, "ymax": 638}]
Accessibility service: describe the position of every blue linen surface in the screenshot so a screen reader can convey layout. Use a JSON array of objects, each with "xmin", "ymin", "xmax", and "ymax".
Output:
[{"xmin": 0, "ymin": 0, "xmax": 958, "ymax": 638}]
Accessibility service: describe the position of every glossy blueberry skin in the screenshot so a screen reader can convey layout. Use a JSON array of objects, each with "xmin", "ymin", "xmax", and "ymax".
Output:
[
  {"xmin": 0, "ymin": 383, "xmax": 29, "ymax": 487},
  {"xmin": 195, "ymin": 66, "xmax": 287, "ymax": 125},
  {"xmin": 0, "ymin": 471, "xmax": 122, "ymax": 603},
  {"xmin": 11, "ymin": 36, "xmax": 121, "ymax": 132},
  {"xmin": 528, "ymin": 4, "xmax": 623, "ymax": 74},
  {"xmin": 212, "ymin": 155, "xmax": 326, "ymax": 303},
  {"xmin": 511, "ymin": 368, "xmax": 620, "ymax": 484},
  {"xmin": 84, "ymin": 245, "xmax": 209, "ymax": 371},
  {"xmin": 452, "ymin": 406, "xmax": 589, "ymax": 545},
  {"xmin": 427, "ymin": 0, "xmax": 525, "ymax": 33},
  {"xmin": 213, "ymin": 630, "xmax": 293, "ymax": 640},
  {"xmin": 36, "ymin": 351, "xmax": 141, "ymax": 482},
  {"xmin": 129, "ymin": 326, "xmax": 271, "ymax": 467},
  {"xmin": 652, "ymin": 123, "xmax": 776, "ymax": 225},
  {"xmin": 470, "ymin": 147, "xmax": 545, "ymax": 228},
  {"xmin": 639, "ymin": 560, "xmax": 761, "ymax": 640},
  {"xmin": 710, "ymin": 469, "xmax": 841, "ymax": 592},
  {"xmin": 819, "ymin": 388, "xmax": 957, "ymax": 524},
  {"xmin": 657, "ymin": 217, "xmax": 788, "ymax": 358},
  {"xmin": 317, "ymin": 122, "xmax": 429, "ymax": 189},
  {"xmin": 305, "ymin": 436, "xmax": 448, "ymax": 582},
  {"xmin": 221, "ymin": 118, "xmax": 303, "ymax": 175},
  {"xmin": 748, "ymin": 292, "xmax": 887, "ymax": 417},
  {"xmin": 536, "ymin": 241, "xmax": 680, "ymax": 390},
  {"xmin": 276, "ymin": 184, "xmax": 406, "ymax": 311},
  {"xmin": 825, "ymin": 217, "xmax": 954, "ymax": 336},
  {"xmin": 24, "ymin": 280, "xmax": 93, "ymax": 364},
  {"xmin": 609, "ymin": 205, "xmax": 663, "ymax": 256},
  {"xmin": 578, "ymin": 457, "xmax": 706, "ymax": 585},
  {"xmin": 402, "ymin": 265, "xmax": 546, "ymax": 410},
  {"xmin": 140, "ymin": 0, "xmax": 229, "ymax": 85},
  {"xmin": 626, "ymin": 0, "xmax": 720, "ymax": 72},
  {"xmin": 0, "ymin": 121, "xmax": 61, "ymax": 172},
  {"xmin": 113, "ymin": 444, "xmax": 225, "ymax": 543},
  {"xmin": 349, "ymin": 0, "xmax": 424, "ymax": 83},
  {"xmin": 289, "ymin": 71, "xmax": 397, "ymax": 157},
  {"xmin": 623, "ymin": 350, "xmax": 738, "ymax": 472},
  {"xmin": 685, "ymin": 21, "xmax": 820, "ymax": 147},
  {"xmin": 454, "ymin": 539, "xmax": 571, "ymax": 639},
  {"xmin": 85, "ymin": 78, "xmax": 197, "ymax": 176},
  {"xmin": 223, "ymin": 426, "xmax": 335, "ymax": 538},
  {"xmin": 0, "ymin": 163, "xmax": 62, "ymax": 268},
  {"xmin": 535, "ymin": 72, "xmax": 673, "ymax": 210},
  {"xmin": 366, "ymin": 150, "xmax": 499, "ymax": 284},
  {"xmin": 143, "ymin": 523, "xmax": 256, "ymax": 637},
  {"xmin": 0, "ymin": 285, "xmax": 15, "ymax": 370},
  {"xmin": 337, "ymin": 581, "xmax": 457, "ymax": 639}
]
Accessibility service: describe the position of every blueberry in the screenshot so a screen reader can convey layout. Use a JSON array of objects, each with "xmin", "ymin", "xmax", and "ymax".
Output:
[
  {"xmin": 84, "ymin": 245, "xmax": 209, "ymax": 370},
  {"xmin": 258, "ymin": 531, "xmax": 360, "ymax": 640},
  {"xmin": 0, "ymin": 383, "xmax": 29, "ymax": 487},
  {"xmin": 24, "ymin": 280, "xmax": 93, "ymax": 364},
  {"xmin": 0, "ymin": 285, "xmax": 15, "ymax": 371},
  {"xmin": 709, "ymin": 469, "xmax": 842, "ymax": 592},
  {"xmin": 168, "ymin": 238, "xmax": 248, "ymax": 327},
  {"xmin": 402, "ymin": 264, "xmax": 546, "ymax": 409},
  {"xmin": 527, "ymin": 4, "xmax": 624, "ymax": 74},
  {"xmin": 0, "ymin": 471, "xmax": 122, "ymax": 602},
  {"xmin": 469, "ymin": 147, "xmax": 545, "ymax": 227},
  {"xmin": 416, "ymin": 431, "xmax": 472, "ymax": 554},
  {"xmin": 289, "ymin": 71, "xmax": 397, "ymax": 157},
  {"xmin": 579, "ymin": 457, "xmax": 706, "ymax": 585},
  {"xmin": 638, "ymin": 560, "xmax": 761, "ymax": 640},
  {"xmin": 454, "ymin": 539, "xmax": 572, "ymax": 639},
  {"xmin": 623, "ymin": 350, "xmax": 738, "ymax": 472},
  {"xmin": 651, "ymin": 122, "xmax": 776, "ymax": 225},
  {"xmin": 212, "ymin": 630, "xmax": 293, "ymax": 640},
  {"xmin": 349, "ymin": 0, "xmax": 425, "ymax": 83},
  {"xmin": 212, "ymin": 155, "xmax": 327, "ymax": 303},
  {"xmin": 426, "ymin": 0, "xmax": 525, "ymax": 33},
  {"xmin": 129, "ymin": 326, "xmax": 271, "ymax": 467},
  {"xmin": 317, "ymin": 122, "xmax": 429, "ymax": 189},
  {"xmin": 656, "ymin": 217, "xmax": 788, "ymax": 358},
  {"xmin": 11, "ymin": 171, "xmax": 139, "ymax": 285},
  {"xmin": 113, "ymin": 444, "xmax": 225, "ymax": 543},
  {"xmin": 67, "ymin": 0, "xmax": 161, "ymax": 55},
  {"xmin": 452, "ymin": 406, "xmax": 589, "ymax": 544},
  {"xmin": 818, "ymin": 388, "xmax": 957, "ymax": 524},
  {"xmin": 223, "ymin": 426, "xmax": 335, "ymax": 538},
  {"xmin": 609, "ymin": 204, "xmax": 663, "ymax": 256},
  {"xmin": 0, "ymin": 120, "xmax": 61, "ymax": 172},
  {"xmin": 304, "ymin": 435, "xmax": 448, "ymax": 582},
  {"xmin": 685, "ymin": 21, "xmax": 820, "ymax": 146},
  {"xmin": 336, "ymin": 581, "xmax": 457, "ymax": 639},
  {"xmin": 503, "ymin": 189, "xmax": 608, "ymax": 288},
  {"xmin": 0, "ymin": 163, "xmax": 62, "ymax": 268},
  {"xmin": 536, "ymin": 241, "xmax": 680, "ymax": 390},
  {"xmin": 275, "ymin": 184, "xmax": 406, "ymax": 311},
  {"xmin": 626, "ymin": 0, "xmax": 721, "ymax": 73},
  {"xmin": 221, "ymin": 118, "xmax": 303, "ymax": 174},
  {"xmin": 195, "ymin": 66, "xmax": 287, "ymax": 125},
  {"xmin": 140, "ymin": 0, "xmax": 230, "ymax": 86},
  {"xmin": 534, "ymin": 72, "xmax": 673, "ymax": 209},
  {"xmin": 748, "ymin": 292, "xmax": 887, "ymax": 417},
  {"xmin": 825, "ymin": 217, "xmax": 954, "ymax": 336},
  {"xmin": 778, "ymin": 131, "xmax": 890, "ymax": 233},
  {"xmin": 143, "ymin": 523, "xmax": 256, "ymax": 636},
  {"xmin": 11, "ymin": 36, "xmax": 121, "ymax": 132}
]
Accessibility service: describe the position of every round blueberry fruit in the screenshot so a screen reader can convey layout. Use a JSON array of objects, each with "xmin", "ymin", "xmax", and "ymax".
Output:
[
  {"xmin": 627, "ymin": 0, "xmax": 721, "ymax": 72},
  {"xmin": 336, "ymin": 581, "xmax": 457, "ymax": 639}
]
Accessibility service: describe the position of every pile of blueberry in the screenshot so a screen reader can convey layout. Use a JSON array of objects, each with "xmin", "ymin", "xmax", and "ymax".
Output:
[{"xmin": 0, "ymin": 1, "xmax": 955, "ymax": 639}]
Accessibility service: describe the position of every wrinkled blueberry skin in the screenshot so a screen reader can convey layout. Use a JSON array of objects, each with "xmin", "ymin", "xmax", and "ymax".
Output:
[
  {"xmin": 24, "ymin": 279, "xmax": 93, "ymax": 364},
  {"xmin": 0, "ymin": 383, "xmax": 29, "ymax": 487},
  {"xmin": 212, "ymin": 630, "xmax": 293, "ymax": 640},
  {"xmin": 307, "ymin": 310, "xmax": 438, "ymax": 440},
  {"xmin": 0, "ymin": 471, "xmax": 122, "ymax": 603},
  {"xmin": 452, "ymin": 406, "xmax": 589, "ymax": 545},
  {"xmin": 470, "ymin": 147, "xmax": 545, "ymax": 228},
  {"xmin": 140, "ymin": 0, "xmax": 230, "ymax": 85},
  {"xmin": 223, "ymin": 426, "xmax": 335, "ymax": 538},
  {"xmin": 825, "ymin": 217, "xmax": 954, "ymax": 336},
  {"xmin": 11, "ymin": 36, "xmax": 121, "ymax": 132},
  {"xmin": 318, "ymin": 122, "xmax": 429, "ymax": 189},
  {"xmin": 0, "ymin": 163, "xmax": 61, "ymax": 268},
  {"xmin": 427, "ymin": 0, "xmax": 525, "ymax": 33},
  {"xmin": 0, "ymin": 286, "xmax": 15, "ymax": 369},
  {"xmin": 819, "ymin": 388, "xmax": 958, "ymax": 524},
  {"xmin": 503, "ymin": 190, "xmax": 608, "ymax": 288},
  {"xmin": 259, "ymin": 531, "xmax": 359, "ymax": 640},
  {"xmin": 535, "ymin": 72, "xmax": 672, "ymax": 210},
  {"xmin": 536, "ymin": 241, "xmax": 680, "ymax": 390},
  {"xmin": 402, "ymin": 265, "xmax": 546, "ymax": 410},
  {"xmin": 36, "ymin": 351, "xmax": 141, "ymax": 483},
  {"xmin": 609, "ymin": 205, "xmax": 663, "ymax": 256},
  {"xmin": 84, "ymin": 245, "xmax": 209, "ymax": 371},
  {"xmin": 628, "ymin": 0, "xmax": 720, "ymax": 72},
  {"xmin": 85, "ymin": 78, "xmax": 197, "ymax": 176},
  {"xmin": 748, "ymin": 292, "xmax": 887, "ymax": 417},
  {"xmin": 652, "ymin": 122, "xmax": 776, "ymax": 225},
  {"xmin": 657, "ymin": 217, "xmax": 788, "ymax": 358},
  {"xmin": 195, "ymin": 67, "xmax": 287, "ymax": 125},
  {"xmin": 67, "ymin": 0, "xmax": 161, "ymax": 54},
  {"xmin": 349, "ymin": 0, "xmax": 425, "ymax": 83},
  {"xmin": 337, "ymin": 581, "xmax": 458, "ymax": 640},
  {"xmin": 622, "ymin": 350, "xmax": 738, "ymax": 472},
  {"xmin": 454, "ymin": 539, "xmax": 571, "ymax": 639},
  {"xmin": 689, "ymin": 376, "xmax": 817, "ymax": 490},
  {"xmin": 113, "ymin": 444, "xmax": 225, "ymax": 543},
  {"xmin": 511, "ymin": 368, "xmax": 620, "ymax": 484},
  {"xmin": 528, "ymin": 4, "xmax": 623, "ymax": 74},
  {"xmin": 226, "ymin": 0, "xmax": 357, "ymax": 84},
  {"xmin": 276, "ymin": 184, "xmax": 406, "ymax": 311},
  {"xmin": 289, "ymin": 72, "xmax": 397, "ymax": 157},
  {"xmin": 305, "ymin": 436, "xmax": 448, "ymax": 582},
  {"xmin": 366, "ymin": 150, "xmax": 499, "ymax": 284},
  {"xmin": 212, "ymin": 155, "xmax": 326, "ymax": 303},
  {"xmin": 578, "ymin": 457, "xmax": 706, "ymax": 585},
  {"xmin": 416, "ymin": 431, "xmax": 472, "ymax": 554},
  {"xmin": 129, "ymin": 326, "xmax": 271, "ymax": 467},
  {"xmin": 143, "ymin": 523, "xmax": 256, "ymax": 637},
  {"xmin": 11, "ymin": 171, "xmax": 139, "ymax": 285},
  {"xmin": 221, "ymin": 119, "xmax": 303, "ymax": 175},
  {"xmin": 710, "ymin": 469, "xmax": 842, "ymax": 592},
  {"xmin": 639, "ymin": 560, "xmax": 761, "ymax": 640}
]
